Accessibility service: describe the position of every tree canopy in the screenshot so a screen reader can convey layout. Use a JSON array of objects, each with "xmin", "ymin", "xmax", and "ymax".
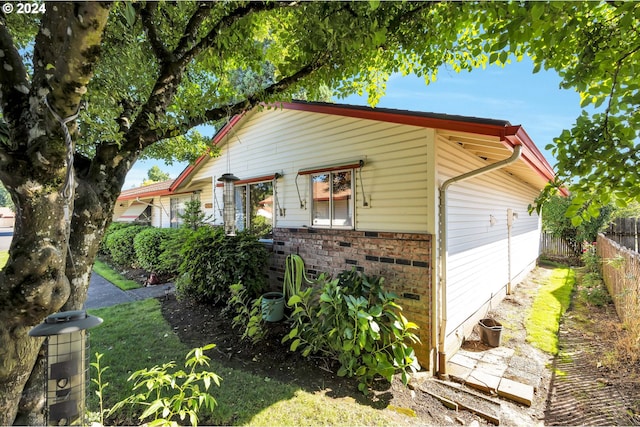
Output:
[
  {"xmin": 143, "ymin": 165, "xmax": 171, "ymax": 185},
  {"xmin": 0, "ymin": 1, "xmax": 639, "ymax": 424}
]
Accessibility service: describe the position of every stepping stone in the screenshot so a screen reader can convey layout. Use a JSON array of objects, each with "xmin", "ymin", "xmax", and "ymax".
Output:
[
  {"xmin": 466, "ymin": 369, "xmax": 501, "ymax": 394},
  {"xmin": 449, "ymin": 353, "xmax": 478, "ymax": 369},
  {"xmin": 486, "ymin": 346, "xmax": 515, "ymax": 359},
  {"xmin": 448, "ymin": 361, "xmax": 473, "ymax": 383},
  {"xmin": 476, "ymin": 359, "xmax": 508, "ymax": 378},
  {"xmin": 498, "ymin": 377, "xmax": 534, "ymax": 406}
]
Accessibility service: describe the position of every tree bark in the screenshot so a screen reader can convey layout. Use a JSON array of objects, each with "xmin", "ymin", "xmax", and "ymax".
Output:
[{"xmin": 0, "ymin": 3, "xmax": 111, "ymax": 424}]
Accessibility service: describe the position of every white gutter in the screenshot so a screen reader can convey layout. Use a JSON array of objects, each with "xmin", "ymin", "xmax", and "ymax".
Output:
[{"xmin": 436, "ymin": 144, "xmax": 522, "ymax": 377}]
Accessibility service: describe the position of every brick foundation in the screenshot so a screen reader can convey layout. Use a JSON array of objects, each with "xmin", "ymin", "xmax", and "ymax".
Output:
[{"xmin": 267, "ymin": 227, "xmax": 433, "ymax": 367}]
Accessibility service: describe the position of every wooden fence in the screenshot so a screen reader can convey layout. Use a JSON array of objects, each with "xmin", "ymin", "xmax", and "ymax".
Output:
[
  {"xmin": 603, "ymin": 217, "xmax": 639, "ymax": 252},
  {"xmin": 539, "ymin": 232, "xmax": 583, "ymax": 259},
  {"xmin": 596, "ymin": 233, "xmax": 640, "ymax": 323}
]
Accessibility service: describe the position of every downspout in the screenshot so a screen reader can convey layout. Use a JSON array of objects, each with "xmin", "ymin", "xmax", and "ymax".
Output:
[{"xmin": 436, "ymin": 144, "xmax": 522, "ymax": 377}]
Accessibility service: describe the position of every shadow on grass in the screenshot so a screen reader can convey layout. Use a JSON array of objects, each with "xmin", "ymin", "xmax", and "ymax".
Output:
[{"xmin": 88, "ymin": 298, "xmax": 397, "ymax": 426}]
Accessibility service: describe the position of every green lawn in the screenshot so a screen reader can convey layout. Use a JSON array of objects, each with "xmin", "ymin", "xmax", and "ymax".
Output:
[
  {"xmin": 0, "ymin": 250, "xmax": 8, "ymax": 268},
  {"xmin": 88, "ymin": 300, "xmax": 401, "ymax": 426},
  {"xmin": 92, "ymin": 259, "xmax": 141, "ymax": 290}
]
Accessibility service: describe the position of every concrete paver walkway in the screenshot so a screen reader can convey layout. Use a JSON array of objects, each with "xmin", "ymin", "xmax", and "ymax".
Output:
[{"xmin": 84, "ymin": 273, "xmax": 174, "ymax": 310}]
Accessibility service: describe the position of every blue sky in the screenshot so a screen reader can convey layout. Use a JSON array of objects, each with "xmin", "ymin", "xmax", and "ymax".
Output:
[{"xmin": 124, "ymin": 56, "xmax": 583, "ymax": 188}]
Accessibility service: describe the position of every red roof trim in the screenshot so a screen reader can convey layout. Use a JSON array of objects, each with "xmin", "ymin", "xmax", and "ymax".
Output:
[
  {"xmin": 281, "ymin": 101, "xmax": 559, "ymax": 187},
  {"xmin": 280, "ymin": 102, "xmax": 509, "ymax": 139},
  {"xmin": 126, "ymin": 101, "xmax": 561, "ymax": 200},
  {"xmin": 118, "ymin": 179, "xmax": 174, "ymax": 201}
]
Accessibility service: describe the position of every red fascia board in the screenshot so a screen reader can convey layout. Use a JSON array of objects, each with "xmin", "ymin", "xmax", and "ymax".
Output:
[
  {"xmin": 118, "ymin": 188, "xmax": 172, "ymax": 201},
  {"xmin": 280, "ymin": 102, "xmax": 509, "ymax": 139},
  {"xmin": 282, "ymin": 102, "xmax": 562, "ymax": 188}
]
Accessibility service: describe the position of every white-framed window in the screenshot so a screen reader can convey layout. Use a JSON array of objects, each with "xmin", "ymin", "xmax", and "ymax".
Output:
[
  {"xmin": 234, "ymin": 180, "xmax": 274, "ymax": 238},
  {"xmin": 311, "ymin": 169, "xmax": 353, "ymax": 228},
  {"xmin": 170, "ymin": 193, "xmax": 199, "ymax": 228}
]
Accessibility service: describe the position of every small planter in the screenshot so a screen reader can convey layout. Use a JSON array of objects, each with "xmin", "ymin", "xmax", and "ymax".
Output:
[
  {"xmin": 478, "ymin": 318, "xmax": 503, "ymax": 347},
  {"xmin": 261, "ymin": 292, "xmax": 285, "ymax": 322}
]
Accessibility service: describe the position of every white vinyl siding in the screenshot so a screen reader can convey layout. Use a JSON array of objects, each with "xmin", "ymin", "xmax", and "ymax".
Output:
[
  {"xmin": 190, "ymin": 109, "xmax": 435, "ymax": 233},
  {"xmin": 436, "ymin": 137, "xmax": 541, "ymax": 338}
]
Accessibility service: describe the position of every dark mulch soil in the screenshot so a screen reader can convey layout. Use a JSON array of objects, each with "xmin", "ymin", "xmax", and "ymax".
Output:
[{"xmin": 159, "ymin": 294, "xmax": 489, "ymax": 426}]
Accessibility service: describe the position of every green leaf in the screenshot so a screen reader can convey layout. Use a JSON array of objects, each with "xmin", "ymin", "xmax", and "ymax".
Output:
[
  {"xmin": 288, "ymin": 295, "xmax": 302, "ymax": 306},
  {"xmin": 290, "ymin": 338, "xmax": 301, "ymax": 352}
]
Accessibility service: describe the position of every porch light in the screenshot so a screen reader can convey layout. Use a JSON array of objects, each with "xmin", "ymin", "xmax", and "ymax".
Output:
[
  {"xmin": 29, "ymin": 310, "xmax": 103, "ymax": 426},
  {"xmin": 218, "ymin": 173, "xmax": 239, "ymax": 236}
]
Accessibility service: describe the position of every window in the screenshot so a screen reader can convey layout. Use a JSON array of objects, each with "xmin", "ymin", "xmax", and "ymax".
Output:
[
  {"xmin": 311, "ymin": 169, "xmax": 353, "ymax": 228},
  {"xmin": 234, "ymin": 181, "xmax": 273, "ymax": 238},
  {"xmin": 170, "ymin": 193, "xmax": 199, "ymax": 228}
]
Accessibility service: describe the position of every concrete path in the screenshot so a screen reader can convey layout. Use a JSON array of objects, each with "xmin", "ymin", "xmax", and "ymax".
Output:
[{"xmin": 84, "ymin": 273, "xmax": 174, "ymax": 310}]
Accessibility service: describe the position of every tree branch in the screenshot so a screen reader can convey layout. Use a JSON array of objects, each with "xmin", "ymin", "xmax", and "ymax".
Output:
[
  {"xmin": 36, "ymin": 3, "xmax": 111, "ymax": 119},
  {"xmin": 138, "ymin": 2, "xmax": 174, "ymax": 63},
  {"xmin": 180, "ymin": 1, "xmax": 289, "ymax": 65},
  {"xmin": 603, "ymin": 44, "xmax": 640, "ymax": 139},
  {"xmin": 155, "ymin": 56, "xmax": 326, "ymax": 142},
  {"xmin": 0, "ymin": 19, "xmax": 29, "ymax": 137},
  {"xmin": 173, "ymin": 1, "xmax": 216, "ymax": 58}
]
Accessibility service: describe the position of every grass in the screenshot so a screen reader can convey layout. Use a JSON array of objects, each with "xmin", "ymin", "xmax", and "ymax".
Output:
[
  {"xmin": 525, "ymin": 266, "xmax": 575, "ymax": 354},
  {"xmin": 88, "ymin": 299, "xmax": 400, "ymax": 426},
  {"xmin": 0, "ymin": 250, "xmax": 8, "ymax": 268},
  {"xmin": 92, "ymin": 259, "xmax": 141, "ymax": 290}
]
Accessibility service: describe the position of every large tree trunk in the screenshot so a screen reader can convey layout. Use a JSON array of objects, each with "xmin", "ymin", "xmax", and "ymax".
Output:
[{"xmin": 0, "ymin": 3, "xmax": 112, "ymax": 424}]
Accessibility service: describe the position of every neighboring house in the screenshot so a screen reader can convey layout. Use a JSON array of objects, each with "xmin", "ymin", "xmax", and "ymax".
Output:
[
  {"xmin": 117, "ymin": 101, "xmax": 562, "ymax": 375},
  {"xmin": 0, "ymin": 206, "xmax": 14, "ymax": 228}
]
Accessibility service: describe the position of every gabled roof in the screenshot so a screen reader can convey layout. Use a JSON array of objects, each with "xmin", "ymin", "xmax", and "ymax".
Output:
[
  {"xmin": 122, "ymin": 100, "xmax": 563, "ymax": 200},
  {"xmin": 118, "ymin": 179, "xmax": 175, "ymax": 201}
]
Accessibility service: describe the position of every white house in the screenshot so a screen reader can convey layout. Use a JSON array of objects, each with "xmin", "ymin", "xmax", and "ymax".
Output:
[{"xmin": 115, "ymin": 101, "xmax": 562, "ymax": 374}]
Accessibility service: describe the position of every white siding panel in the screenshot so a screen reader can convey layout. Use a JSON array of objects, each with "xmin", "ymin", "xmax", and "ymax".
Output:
[
  {"xmin": 436, "ymin": 137, "xmax": 542, "ymax": 336},
  {"xmin": 190, "ymin": 109, "xmax": 434, "ymax": 233}
]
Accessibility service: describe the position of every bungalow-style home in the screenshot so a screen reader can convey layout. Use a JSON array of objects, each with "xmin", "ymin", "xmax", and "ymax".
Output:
[{"xmin": 114, "ymin": 101, "xmax": 561, "ymax": 375}]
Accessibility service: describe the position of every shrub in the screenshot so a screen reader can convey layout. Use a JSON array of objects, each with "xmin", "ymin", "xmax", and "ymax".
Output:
[
  {"xmin": 108, "ymin": 344, "xmax": 221, "ymax": 427},
  {"xmin": 133, "ymin": 227, "xmax": 181, "ymax": 273},
  {"xmin": 156, "ymin": 227, "xmax": 194, "ymax": 274},
  {"xmin": 284, "ymin": 268, "xmax": 421, "ymax": 393},
  {"xmin": 176, "ymin": 227, "xmax": 269, "ymax": 303},
  {"xmin": 100, "ymin": 222, "xmax": 136, "ymax": 255},
  {"xmin": 105, "ymin": 225, "xmax": 148, "ymax": 267}
]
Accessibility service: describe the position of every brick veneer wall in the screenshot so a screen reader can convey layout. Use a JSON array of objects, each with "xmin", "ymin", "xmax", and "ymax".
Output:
[{"xmin": 267, "ymin": 227, "xmax": 433, "ymax": 368}]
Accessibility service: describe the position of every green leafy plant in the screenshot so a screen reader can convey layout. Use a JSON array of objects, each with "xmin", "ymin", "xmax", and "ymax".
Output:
[
  {"xmin": 176, "ymin": 227, "xmax": 268, "ymax": 303},
  {"xmin": 109, "ymin": 344, "xmax": 221, "ymax": 427},
  {"xmin": 284, "ymin": 269, "xmax": 421, "ymax": 393},
  {"xmin": 104, "ymin": 224, "xmax": 149, "ymax": 267},
  {"xmin": 179, "ymin": 199, "xmax": 213, "ymax": 230},
  {"xmin": 100, "ymin": 222, "xmax": 137, "ymax": 255},
  {"xmin": 133, "ymin": 227, "xmax": 185, "ymax": 274},
  {"xmin": 227, "ymin": 283, "xmax": 266, "ymax": 344},
  {"xmin": 89, "ymin": 352, "xmax": 110, "ymax": 426}
]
